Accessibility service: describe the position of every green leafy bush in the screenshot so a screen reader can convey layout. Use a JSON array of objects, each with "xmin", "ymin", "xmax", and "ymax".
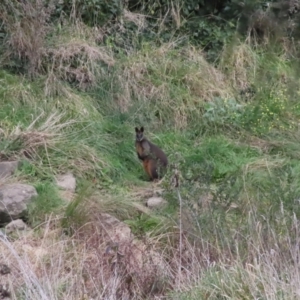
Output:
[
  {"xmin": 54, "ymin": 0, "xmax": 123, "ymax": 26},
  {"xmin": 203, "ymin": 97, "xmax": 244, "ymax": 130},
  {"xmin": 240, "ymin": 88, "xmax": 294, "ymax": 135}
]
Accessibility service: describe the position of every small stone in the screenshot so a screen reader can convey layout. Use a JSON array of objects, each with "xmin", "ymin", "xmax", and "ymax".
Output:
[
  {"xmin": 0, "ymin": 264, "xmax": 10, "ymax": 275},
  {"xmin": 56, "ymin": 173, "xmax": 76, "ymax": 192},
  {"xmin": 5, "ymin": 219, "xmax": 27, "ymax": 234},
  {"xmin": 0, "ymin": 184, "xmax": 37, "ymax": 224},
  {"xmin": 146, "ymin": 197, "xmax": 167, "ymax": 208},
  {"xmin": 0, "ymin": 284, "xmax": 10, "ymax": 298}
]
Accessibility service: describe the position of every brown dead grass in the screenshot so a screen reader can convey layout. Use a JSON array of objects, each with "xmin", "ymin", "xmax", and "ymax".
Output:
[
  {"xmin": 220, "ymin": 42, "xmax": 258, "ymax": 91},
  {"xmin": 1, "ymin": 112, "xmax": 74, "ymax": 160},
  {"xmin": 114, "ymin": 43, "xmax": 233, "ymax": 130},
  {"xmin": 1, "ymin": 192, "xmax": 300, "ymax": 300},
  {"xmin": 45, "ymin": 41, "xmax": 114, "ymax": 92},
  {"xmin": 0, "ymin": 0, "xmax": 53, "ymax": 76},
  {"xmin": 0, "ymin": 210, "xmax": 183, "ymax": 299},
  {"xmin": 0, "ymin": 188, "xmax": 210, "ymax": 299},
  {"xmin": 119, "ymin": 44, "xmax": 231, "ymax": 109},
  {"xmin": 123, "ymin": 9, "xmax": 146, "ymax": 31},
  {"xmin": 0, "ymin": 0, "xmax": 114, "ymax": 93}
]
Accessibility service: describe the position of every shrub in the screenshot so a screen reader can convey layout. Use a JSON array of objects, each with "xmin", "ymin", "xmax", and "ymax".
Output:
[
  {"xmin": 0, "ymin": 0, "xmax": 53, "ymax": 75},
  {"xmin": 53, "ymin": 0, "xmax": 123, "ymax": 26}
]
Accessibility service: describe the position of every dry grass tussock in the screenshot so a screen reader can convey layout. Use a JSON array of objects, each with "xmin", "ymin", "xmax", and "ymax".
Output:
[
  {"xmin": 45, "ymin": 39, "xmax": 114, "ymax": 93},
  {"xmin": 219, "ymin": 42, "xmax": 258, "ymax": 91},
  {"xmin": 0, "ymin": 199, "xmax": 204, "ymax": 300},
  {"xmin": 220, "ymin": 36, "xmax": 295, "ymax": 94},
  {"xmin": 242, "ymin": 157, "xmax": 286, "ymax": 175},
  {"xmin": 120, "ymin": 43, "xmax": 231, "ymax": 105},
  {"xmin": 0, "ymin": 0, "xmax": 53, "ymax": 75},
  {"xmin": 0, "ymin": 112, "xmax": 73, "ymax": 160},
  {"xmin": 122, "ymin": 9, "xmax": 146, "ymax": 31},
  {"xmin": 2, "ymin": 203, "xmax": 300, "ymax": 299},
  {"xmin": 0, "ymin": 0, "xmax": 114, "ymax": 92},
  {"xmin": 0, "ymin": 111, "xmax": 108, "ymax": 175},
  {"xmin": 171, "ymin": 211, "xmax": 300, "ymax": 299},
  {"xmin": 42, "ymin": 21, "xmax": 114, "ymax": 94},
  {"xmin": 42, "ymin": 20, "xmax": 113, "ymax": 94},
  {"xmin": 116, "ymin": 43, "xmax": 233, "ymax": 129},
  {"xmin": 180, "ymin": 47, "xmax": 232, "ymax": 101}
]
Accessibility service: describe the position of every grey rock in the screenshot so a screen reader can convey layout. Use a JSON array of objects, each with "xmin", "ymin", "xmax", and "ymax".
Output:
[
  {"xmin": 99, "ymin": 213, "xmax": 132, "ymax": 243},
  {"xmin": 56, "ymin": 173, "xmax": 76, "ymax": 192},
  {"xmin": 99, "ymin": 213, "xmax": 132, "ymax": 254},
  {"xmin": 5, "ymin": 219, "xmax": 28, "ymax": 234},
  {"xmin": 0, "ymin": 161, "xmax": 19, "ymax": 179},
  {"xmin": 146, "ymin": 197, "xmax": 167, "ymax": 208},
  {"xmin": 0, "ymin": 184, "xmax": 37, "ymax": 224}
]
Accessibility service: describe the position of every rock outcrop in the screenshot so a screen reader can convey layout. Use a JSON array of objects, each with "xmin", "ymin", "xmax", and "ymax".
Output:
[
  {"xmin": 146, "ymin": 196, "xmax": 167, "ymax": 208},
  {"xmin": 0, "ymin": 161, "xmax": 19, "ymax": 179},
  {"xmin": 5, "ymin": 219, "xmax": 28, "ymax": 234},
  {"xmin": 0, "ymin": 184, "xmax": 37, "ymax": 224},
  {"xmin": 56, "ymin": 173, "xmax": 76, "ymax": 192}
]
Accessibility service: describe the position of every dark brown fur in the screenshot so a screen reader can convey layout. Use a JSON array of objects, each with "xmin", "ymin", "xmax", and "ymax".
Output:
[{"xmin": 135, "ymin": 127, "xmax": 168, "ymax": 181}]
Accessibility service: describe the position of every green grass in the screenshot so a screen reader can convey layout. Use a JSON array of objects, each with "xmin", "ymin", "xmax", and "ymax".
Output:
[{"xmin": 28, "ymin": 182, "xmax": 63, "ymax": 226}]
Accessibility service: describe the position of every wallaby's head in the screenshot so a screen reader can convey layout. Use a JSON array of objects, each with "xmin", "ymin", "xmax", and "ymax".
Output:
[{"xmin": 135, "ymin": 126, "xmax": 145, "ymax": 142}]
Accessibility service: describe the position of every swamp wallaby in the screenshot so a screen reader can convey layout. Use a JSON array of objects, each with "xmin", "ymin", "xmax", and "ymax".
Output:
[{"xmin": 135, "ymin": 127, "xmax": 168, "ymax": 181}]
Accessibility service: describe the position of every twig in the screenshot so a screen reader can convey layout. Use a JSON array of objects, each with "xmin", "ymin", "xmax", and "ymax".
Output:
[{"xmin": 172, "ymin": 168, "xmax": 182, "ymax": 286}]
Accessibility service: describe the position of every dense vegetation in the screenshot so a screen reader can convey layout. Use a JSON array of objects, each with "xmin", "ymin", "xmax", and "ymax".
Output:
[{"xmin": 1, "ymin": 0, "xmax": 300, "ymax": 299}]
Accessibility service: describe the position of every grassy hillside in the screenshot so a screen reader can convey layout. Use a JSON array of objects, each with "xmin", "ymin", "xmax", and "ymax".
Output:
[{"xmin": 1, "ymin": 2, "xmax": 300, "ymax": 299}]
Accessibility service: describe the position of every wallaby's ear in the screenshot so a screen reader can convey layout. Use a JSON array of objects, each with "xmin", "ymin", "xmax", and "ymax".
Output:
[
  {"xmin": 135, "ymin": 127, "xmax": 139, "ymax": 132},
  {"xmin": 141, "ymin": 126, "xmax": 144, "ymax": 132}
]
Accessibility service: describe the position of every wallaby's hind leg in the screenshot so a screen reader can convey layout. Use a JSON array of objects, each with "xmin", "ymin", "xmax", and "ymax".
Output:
[
  {"xmin": 143, "ymin": 159, "xmax": 163, "ymax": 181},
  {"xmin": 150, "ymin": 160, "xmax": 159, "ymax": 180},
  {"xmin": 143, "ymin": 160, "xmax": 155, "ymax": 181},
  {"xmin": 142, "ymin": 160, "xmax": 150, "ymax": 179},
  {"xmin": 144, "ymin": 159, "xmax": 158, "ymax": 181}
]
